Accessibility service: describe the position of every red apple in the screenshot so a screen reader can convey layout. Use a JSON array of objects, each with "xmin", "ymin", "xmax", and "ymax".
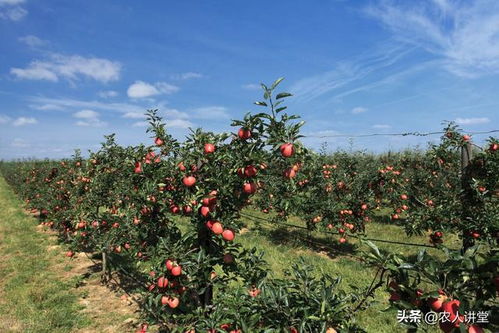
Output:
[
  {"xmin": 283, "ymin": 167, "xmax": 296, "ymax": 179},
  {"xmin": 280, "ymin": 143, "xmax": 295, "ymax": 157},
  {"xmin": 155, "ymin": 137, "xmax": 164, "ymax": 146},
  {"xmin": 238, "ymin": 128, "xmax": 251, "ymax": 140},
  {"xmin": 157, "ymin": 276, "xmax": 168, "ymax": 288},
  {"xmin": 182, "ymin": 176, "xmax": 196, "ymax": 187},
  {"xmin": 243, "ymin": 165, "xmax": 258, "ymax": 177},
  {"xmin": 242, "ymin": 182, "xmax": 257, "ymax": 194},
  {"xmin": 134, "ymin": 161, "xmax": 142, "ymax": 173},
  {"xmin": 211, "ymin": 222, "xmax": 223, "ymax": 235},
  {"xmin": 222, "ymin": 229, "xmax": 235, "ymax": 241},
  {"xmin": 171, "ymin": 266, "xmax": 182, "ymax": 276},
  {"xmin": 204, "ymin": 143, "xmax": 215, "ymax": 154},
  {"xmin": 167, "ymin": 296, "xmax": 179, "ymax": 308}
]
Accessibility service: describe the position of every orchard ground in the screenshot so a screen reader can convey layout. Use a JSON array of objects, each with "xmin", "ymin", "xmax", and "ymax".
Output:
[{"xmin": 0, "ymin": 174, "xmax": 463, "ymax": 332}]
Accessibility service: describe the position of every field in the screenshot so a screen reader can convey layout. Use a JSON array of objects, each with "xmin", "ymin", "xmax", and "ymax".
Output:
[
  {"xmin": 0, "ymin": 173, "xmax": 462, "ymax": 333},
  {"xmin": 0, "ymin": 84, "xmax": 497, "ymax": 333}
]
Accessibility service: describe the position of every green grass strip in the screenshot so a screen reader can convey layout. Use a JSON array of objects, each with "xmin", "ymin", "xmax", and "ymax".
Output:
[{"xmin": 0, "ymin": 176, "xmax": 90, "ymax": 333}]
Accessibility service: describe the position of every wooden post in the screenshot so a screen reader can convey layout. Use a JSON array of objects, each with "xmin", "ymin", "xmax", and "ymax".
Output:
[
  {"xmin": 101, "ymin": 251, "xmax": 108, "ymax": 282},
  {"xmin": 461, "ymin": 142, "xmax": 472, "ymax": 173},
  {"xmin": 460, "ymin": 142, "xmax": 473, "ymax": 252}
]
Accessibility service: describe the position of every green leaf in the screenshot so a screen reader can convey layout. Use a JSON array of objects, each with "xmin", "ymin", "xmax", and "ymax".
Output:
[
  {"xmin": 275, "ymin": 106, "xmax": 287, "ymax": 113},
  {"xmin": 364, "ymin": 240, "xmax": 381, "ymax": 257},
  {"xmin": 271, "ymin": 77, "xmax": 285, "ymax": 89},
  {"xmin": 254, "ymin": 101, "xmax": 268, "ymax": 107},
  {"xmin": 276, "ymin": 92, "xmax": 293, "ymax": 100}
]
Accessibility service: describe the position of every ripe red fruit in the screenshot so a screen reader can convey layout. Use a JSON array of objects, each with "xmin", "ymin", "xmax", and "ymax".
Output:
[
  {"xmin": 211, "ymin": 222, "xmax": 223, "ymax": 235},
  {"xmin": 167, "ymin": 296, "xmax": 179, "ymax": 308},
  {"xmin": 489, "ymin": 143, "xmax": 498, "ymax": 152},
  {"xmin": 442, "ymin": 300, "xmax": 463, "ymax": 327},
  {"xmin": 134, "ymin": 161, "xmax": 142, "ymax": 173},
  {"xmin": 238, "ymin": 128, "xmax": 252, "ymax": 140},
  {"xmin": 155, "ymin": 137, "xmax": 164, "ymax": 146},
  {"xmin": 199, "ymin": 206, "xmax": 211, "ymax": 217},
  {"xmin": 468, "ymin": 325, "xmax": 484, "ymax": 333},
  {"xmin": 165, "ymin": 259, "xmax": 174, "ymax": 271},
  {"xmin": 170, "ymin": 205, "xmax": 180, "ymax": 214},
  {"xmin": 471, "ymin": 231, "xmax": 480, "ymax": 239},
  {"xmin": 283, "ymin": 167, "xmax": 296, "ymax": 179},
  {"xmin": 248, "ymin": 287, "xmax": 261, "ymax": 297},
  {"xmin": 339, "ymin": 237, "xmax": 347, "ymax": 243},
  {"xmin": 182, "ymin": 205, "xmax": 192, "ymax": 215},
  {"xmin": 204, "ymin": 143, "xmax": 215, "ymax": 154},
  {"xmin": 182, "ymin": 176, "xmax": 196, "ymax": 187},
  {"xmin": 280, "ymin": 143, "xmax": 295, "ymax": 157},
  {"xmin": 157, "ymin": 276, "xmax": 168, "ymax": 288},
  {"xmin": 428, "ymin": 293, "xmax": 447, "ymax": 312},
  {"xmin": 400, "ymin": 194, "xmax": 408, "ymax": 200},
  {"xmin": 243, "ymin": 165, "xmax": 258, "ymax": 177},
  {"xmin": 222, "ymin": 229, "xmax": 235, "ymax": 241},
  {"xmin": 161, "ymin": 296, "xmax": 168, "ymax": 305},
  {"xmin": 463, "ymin": 135, "xmax": 471, "ymax": 141},
  {"xmin": 171, "ymin": 266, "xmax": 182, "ymax": 276},
  {"xmin": 242, "ymin": 182, "xmax": 257, "ymax": 194},
  {"xmin": 66, "ymin": 251, "xmax": 74, "ymax": 257},
  {"xmin": 178, "ymin": 162, "xmax": 186, "ymax": 171}
]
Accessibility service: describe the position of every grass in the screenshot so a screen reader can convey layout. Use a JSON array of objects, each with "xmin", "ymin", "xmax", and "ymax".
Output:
[
  {"xmin": 0, "ymin": 176, "xmax": 91, "ymax": 333},
  {"xmin": 233, "ymin": 208, "xmax": 460, "ymax": 332}
]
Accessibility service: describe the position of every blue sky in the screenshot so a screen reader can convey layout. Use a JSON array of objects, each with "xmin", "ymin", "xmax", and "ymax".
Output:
[{"xmin": 1, "ymin": 0, "xmax": 498, "ymax": 159}]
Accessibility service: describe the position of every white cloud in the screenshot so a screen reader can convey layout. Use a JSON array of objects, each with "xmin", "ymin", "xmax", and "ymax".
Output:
[
  {"xmin": 131, "ymin": 121, "xmax": 148, "ymax": 127},
  {"xmin": 30, "ymin": 103, "xmax": 64, "ymax": 111},
  {"xmin": 11, "ymin": 138, "xmax": 30, "ymax": 148},
  {"xmin": 171, "ymin": 72, "xmax": 203, "ymax": 80},
  {"xmin": 290, "ymin": 44, "xmax": 414, "ymax": 102},
  {"xmin": 0, "ymin": 0, "xmax": 25, "ymax": 5},
  {"xmin": 242, "ymin": 83, "xmax": 260, "ymax": 90},
  {"xmin": 132, "ymin": 118, "xmax": 192, "ymax": 129},
  {"xmin": 0, "ymin": 6, "xmax": 26, "ymax": 21},
  {"xmin": 127, "ymin": 81, "xmax": 179, "ymax": 98},
  {"xmin": 190, "ymin": 106, "xmax": 229, "ymax": 119},
  {"xmin": 13, "ymin": 117, "xmax": 37, "ymax": 126},
  {"xmin": 165, "ymin": 119, "xmax": 193, "ymax": 128},
  {"xmin": 0, "ymin": 114, "xmax": 11, "ymax": 124},
  {"xmin": 156, "ymin": 82, "xmax": 180, "ymax": 94},
  {"xmin": 30, "ymin": 96, "xmax": 144, "ymax": 115},
  {"xmin": 372, "ymin": 124, "xmax": 392, "ymax": 129},
  {"xmin": 11, "ymin": 54, "xmax": 121, "ymax": 82},
  {"xmin": 0, "ymin": 0, "xmax": 26, "ymax": 21},
  {"xmin": 73, "ymin": 109, "xmax": 106, "ymax": 127},
  {"xmin": 455, "ymin": 117, "xmax": 490, "ymax": 125},
  {"xmin": 351, "ymin": 106, "xmax": 367, "ymax": 114},
  {"xmin": 98, "ymin": 90, "xmax": 118, "ymax": 98},
  {"xmin": 18, "ymin": 35, "xmax": 46, "ymax": 47},
  {"xmin": 366, "ymin": 0, "xmax": 499, "ymax": 77},
  {"xmin": 11, "ymin": 62, "xmax": 58, "ymax": 81}
]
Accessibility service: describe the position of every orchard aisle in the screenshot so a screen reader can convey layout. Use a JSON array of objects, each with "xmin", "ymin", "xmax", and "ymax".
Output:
[{"xmin": 0, "ymin": 176, "xmax": 140, "ymax": 333}]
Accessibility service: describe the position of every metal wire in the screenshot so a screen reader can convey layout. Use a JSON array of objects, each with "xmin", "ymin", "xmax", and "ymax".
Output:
[{"xmin": 304, "ymin": 129, "xmax": 499, "ymax": 139}]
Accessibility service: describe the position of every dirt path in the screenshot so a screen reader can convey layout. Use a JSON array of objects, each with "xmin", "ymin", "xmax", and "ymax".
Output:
[{"xmin": 0, "ymin": 176, "xmax": 142, "ymax": 333}]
